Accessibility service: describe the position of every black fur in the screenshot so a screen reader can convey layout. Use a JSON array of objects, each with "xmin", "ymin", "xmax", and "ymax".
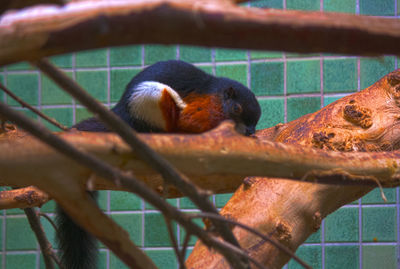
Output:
[{"xmin": 56, "ymin": 60, "xmax": 261, "ymax": 269}]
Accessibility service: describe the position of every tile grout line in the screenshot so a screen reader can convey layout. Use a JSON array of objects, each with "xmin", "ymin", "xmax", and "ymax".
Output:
[{"xmin": 72, "ymin": 53, "xmax": 77, "ymax": 124}]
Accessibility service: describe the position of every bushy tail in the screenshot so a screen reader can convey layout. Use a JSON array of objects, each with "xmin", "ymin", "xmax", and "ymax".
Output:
[{"xmin": 56, "ymin": 191, "xmax": 98, "ymax": 269}]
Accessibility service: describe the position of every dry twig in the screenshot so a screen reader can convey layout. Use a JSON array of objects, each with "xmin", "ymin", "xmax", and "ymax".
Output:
[{"xmin": 0, "ymin": 83, "xmax": 68, "ymax": 131}]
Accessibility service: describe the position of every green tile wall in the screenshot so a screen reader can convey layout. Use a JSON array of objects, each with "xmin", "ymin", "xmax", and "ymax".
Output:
[{"xmin": 0, "ymin": 1, "xmax": 399, "ymax": 268}]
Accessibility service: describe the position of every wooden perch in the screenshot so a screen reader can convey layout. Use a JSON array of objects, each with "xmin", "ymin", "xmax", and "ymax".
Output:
[
  {"xmin": 0, "ymin": 69, "xmax": 400, "ymax": 195},
  {"xmin": 0, "ymin": 186, "xmax": 49, "ymax": 209},
  {"xmin": 186, "ymin": 71, "xmax": 400, "ymax": 267},
  {"xmin": 1, "ymin": 0, "xmax": 400, "ymax": 66}
]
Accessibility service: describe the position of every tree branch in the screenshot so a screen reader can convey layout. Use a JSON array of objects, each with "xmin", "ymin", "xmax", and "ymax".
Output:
[
  {"xmin": 186, "ymin": 69, "xmax": 400, "ymax": 269},
  {"xmin": 0, "ymin": 186, "xmax": 49, "ymax": 209},
  {"xmin": 24, "ymin": 207, "xmax": 56, "ymax": 269},
  {"xmin": 1, "ymin": 0, "xmax": 400, "ymax": 66},
  {"xmin": 0, "ymin": 101, "xmax": 260, "ymax": 269}
]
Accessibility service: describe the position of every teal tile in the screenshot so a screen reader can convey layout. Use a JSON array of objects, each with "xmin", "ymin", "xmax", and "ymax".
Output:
[
  {"xmin": 360, "ymin": 0, "xmax": 395, "ymax": 16},
  {"xmin": 110, "ymin": 46, "xmax": 142, "ymax": 67},
  {"xmin": 287, "ymin": 0, "xmax": 320, "ymax": 11},
  {"xmin": 215, "ymin": 49, "xmax": 247, "ymax": 62},
  {"xmin": 97, "ymin": 251, "xmax": 107, "ymax": 269},
  {"xmin": 257, "ymin": 98, "xmax": 284, "ymax": 129},
  {"xmin": 111, "ymin": 213, "xmax": 142, "ymax": 245},
  {"xmin": 250, "ymin": 51, "xmax": 282, "ymax": 59},
  {"xmin": 362, "ymin": 207, "xmax": 397, "ymax": 242},
  {"xmin": 180, "ymin": 197, "xmax": 197, "ymax": 209},
  {"xmin": 20, "ymin": 109, "xmax": 39, "ymax": 121},
  {"xmin": 98, "ymin": 190, "xmax": 108, "ymax": 211},
  {"xmin": 76, "ymin": 70, "xmax": 108, "ymax": 103},
  {"xmin": 6, "ymin": 73, "xmax": 38, "ymax": 106},
  {"xmin": 360, "ymin": 57, "xmax": 395, "ymax": 89},
  {"xmin": 41, "ymin": 108, "xmax": 73, "ymax": 131},
  {"xmin": 144, "ymin": 45, "xmax": 177, "ymax": 65},
  {"xmin": 145, "ymin": 249, "xmax": 177, "ymax": 269},
  {"xmin": 325, "ymin": 207, "xmax": 358, "ymax": 242},
  {"xmin": 110, "ymin": 253, "xmax": 129, "ymax": 269},
  {"xmin": 305, "ymin": 228, "xmax": 321, "ymax": 243},
  {"xmin": 180, "ymin": 46, "xmax": 212, "ymax": 63},
  {"xmin": 323, "ymin": 95, "xmax": 348, "ymax": 106},
  {"xmin": 325, "ymin": 245, "xmax": 359, "ymax": 269},
  {"xmin": 250, "ymin": 0, "xmax": 283, "ymax": 9},
  {"xmin": 6, "ymin": 207, "xmax": 24, "ymax": 215},
  {"xmin": 41, "ymin": 72, "xmax": 73, "ymax": 105},
  {"xmin": 324, "ymin": 0, "xmax": 356, "ymax": 13},
  {"xmin": 287, "ymin": 97, "xmax": 320, "ymax": 122},
  {"xmin": 215, "ymin": 193, "xmax": 233, "ymax": 208},
  {"xmin": 179, "ymin": 214, "xmax": 203, "ymax": 246},
  {"xmin": 197, "ymin": 65, "xmax": 213, "ymax": 75},
  {"xmin": 286, "ymin": 52, "xmax": 320, "ymax": 58},
  {"xmin": 6, "ymin": 253, "xmax": 36, "ymax": 268},
  {"xmin": 145, "ymin": 198, "xmax": 177, "ymax": 210},
  {"xmin": 144, "ymin": 213, "xmax": 177, "ymax": 247},
  {"xmin": 110, "ymin": 69, "xmax": 141, "ymax": 102},
  {"xmin": 251, "ymin": 62, "xmax": 284, "ymax": 96},
  {"xmin": 288, "ymin": 245, "xmax": 322, "ymax": 269},
  {"xmin": 362, "ymin": 245, "xmax": 398, "ymax": 269},
  {"xmin": 215, "ymin": 64, "xmax": 247, "ymax": 86},
  {"xmin": 40, "ymin": 200, "xmax": 56, "ymax": 213},
  {"xmin": 0, "ymin": 219, "xmax": 3, "ymax": 249},
  {"xmin": 76, "ymin": 48, "xmax": 108, "ymax": 68},
  {"xmin": 75, "ymin": 108, "xmax": 94, "ymax": 123},
  {"xmin": 323, "ymin": 59, "xmax": 357, "ymax": 93},
  {"xmin": 110, "ymin": 191, "xmax": 141, "ymax": 211},
  {"xmin": 6, "ymin": 217, "xmax": 38, "ymax": 250},
  {"xmin": 362, "ymin": 188, "xmax": 396, "ymax": 204},
  {"xmin": 287, "ymin": 60, "xmax": 320, "ymax": 94},
  {"xmin": 6, "ymin": 62, "xmax": 35, "ymax": 71},
  {"xmin": 49, "ymin": 54, "xmax": 73, "ymax": 68},
  {"xmin": 41, "ymin": 214, "xmax": 56, "ymax": 248}
]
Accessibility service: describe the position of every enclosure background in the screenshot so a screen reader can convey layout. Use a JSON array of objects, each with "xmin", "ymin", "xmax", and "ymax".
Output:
[{"xmin": 1, "ymin": 0, "xmax": 399, "ymax": 268}]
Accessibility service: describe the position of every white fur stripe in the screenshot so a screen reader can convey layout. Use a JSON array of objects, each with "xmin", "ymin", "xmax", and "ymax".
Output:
[{"xmin": 127, "ymin": 81, "xmax": 186, "ymax": 130}]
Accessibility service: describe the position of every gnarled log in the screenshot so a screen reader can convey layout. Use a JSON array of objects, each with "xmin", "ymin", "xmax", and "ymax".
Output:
[{"xmin": 186, "ymin": 68, "xmax": 400, "ymax": 268}]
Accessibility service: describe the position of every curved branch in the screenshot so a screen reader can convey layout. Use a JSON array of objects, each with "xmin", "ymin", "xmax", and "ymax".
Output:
[
  {"xmin": 1, "ymin": 0, "xmax": 400, "ymax": 66},
  {"xmin": 0, "ymin": 186, "xmax": 49, "ymax": 209}
]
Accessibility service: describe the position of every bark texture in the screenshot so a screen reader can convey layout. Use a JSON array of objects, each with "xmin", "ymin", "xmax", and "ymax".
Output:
[{"xmin": 186, "ymin": 68, "xmax": 400, "ymax": 268}]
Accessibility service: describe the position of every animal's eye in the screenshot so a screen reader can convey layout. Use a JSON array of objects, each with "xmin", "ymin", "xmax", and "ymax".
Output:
[{"xmin": 232, "ymin": 103, "xmax": 242, "ymax": 115}]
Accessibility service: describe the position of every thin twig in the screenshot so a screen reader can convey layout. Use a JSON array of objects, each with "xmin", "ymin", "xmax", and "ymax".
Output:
[
  {"xmin": 38, "ymin": 212, "xmax": 58, "ymax": 233},
  {"xmin": 180, "ymin": 232, "xmax": 191, "ymax": 269},
  {"xmin": 0, "ymin": 101, "xmax": 258, "ymax": 269},
  {"xmin": 23, "ymin": 208, "xmax": 56, "ymax": 269},
  {"xmin": 164, "ymin": 216, "xmax": 185, "ymax": 268},
  {"xmin": 32, "ymin": 58, "xmax": 247, "ymax": 268},
  {"xmin": 0, "ymin": 83, "xmax": 68, "ymax": 131},
  {"xmin": 189, "ymin": 212, "xmax": 312, "ymax": 269}
]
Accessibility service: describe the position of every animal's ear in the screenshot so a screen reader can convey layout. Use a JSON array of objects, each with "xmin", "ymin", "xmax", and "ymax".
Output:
[{"xmin": 224, "ymin": 87, "xmax": 236, "ymax": 100}]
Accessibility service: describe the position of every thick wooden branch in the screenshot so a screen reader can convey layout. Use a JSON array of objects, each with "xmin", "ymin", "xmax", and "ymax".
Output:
[
  {"xmin": 0, "ymin": 186, "xmax": 49, "ymax": 209},
  {"xmin": 186, "ymin": 71, "xmax": 400, "ymax": 267},
  {"xmin": 1, "ymin": 0, "xmax": 400, "ymax": 66}
]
